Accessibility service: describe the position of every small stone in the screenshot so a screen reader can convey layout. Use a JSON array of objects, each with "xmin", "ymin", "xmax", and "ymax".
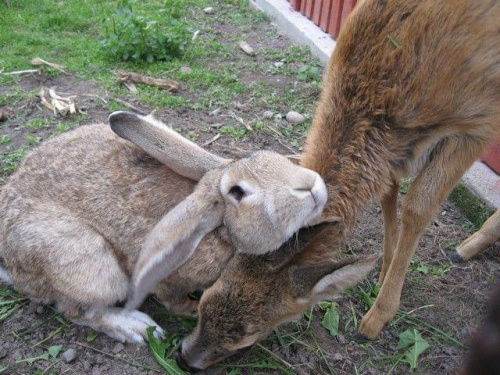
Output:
[
  {"xmin": 62, "ymin": 348, "xmax": 77, "ymax": 363},
  {"xmin": 274, "ymin": 61, "xmax": 285, "ymax": 68},
  {"xmin": 82, "ymin": 360, "xmax": 92, "ymax": 372},
  {"xmin": 274, "ymin": 113, "xmax": 282, "ymax": 120},
  {"xmin": 180, "ymin": 66, "xmax": 193, "ymax": 74},
  {"xmin": 286, "ymin": 111, "xmax": 306, "ymax": 124},
  {"xmin": 36, "ymin": 306, "xmax": 45, "ymax": 314},
  {"xmin": 441, "ymin": 210, "xmax": 447, "ymax": 216},
  {"xmin": 239, "ymin": 41, "xmax": 255, "ymax": 56},
  {"xmin": 332, "ymin": 352, "xmax": 344, "ymax": 362},
  {"xmin": 112, "ymin": 343, "xmax": 125, "ymax": 354},
  {"xmin": 263, "ymin": 110, "xmax": 274, "ymax": 119},
  {"xmin": 13, "ymin": 349, "xmax": 23, "ymax": 361},
  {"xmin": 203, "ymin": 7, "xmax": 214, "ymax": 14},
  {"xmin": 337, "ymin": 334, "xmax": 347, "ymax": 344}
]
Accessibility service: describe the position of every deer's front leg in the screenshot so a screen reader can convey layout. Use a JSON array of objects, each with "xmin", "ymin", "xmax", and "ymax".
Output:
[
  {"xmin": 379, "ymin": 180, "xmax": 400, "ymax": 284},
  {"xmin": 359, "ymin": 138, "xmax": 481, "ymax": 339}
]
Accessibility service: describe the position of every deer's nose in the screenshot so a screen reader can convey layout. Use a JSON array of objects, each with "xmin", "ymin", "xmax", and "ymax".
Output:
[{"xmin": 176, "ymin": 346, "xmax": 202, "ymax": 373}]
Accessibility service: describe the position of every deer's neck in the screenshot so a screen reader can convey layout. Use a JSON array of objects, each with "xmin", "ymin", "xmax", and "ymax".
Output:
[{"xmin": 301, "ymin": 89, "xmax": 394, "ymax": 233}]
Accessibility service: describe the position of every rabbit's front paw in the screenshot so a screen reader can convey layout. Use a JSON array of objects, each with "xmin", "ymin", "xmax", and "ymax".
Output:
[{"xmin": 76, "ymin": 308, "xmax": 165, "ymax": 344}]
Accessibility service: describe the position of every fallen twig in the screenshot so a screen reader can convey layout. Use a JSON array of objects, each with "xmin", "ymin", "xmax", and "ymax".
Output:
[
  {"xmin": 112, "ymin": 98, "xmax": 147, "ymax": 115},
  {"xmin": 257, "ymin": 344, "xmax": 294, "ymax": 370},
  {"xmin": 202, "ymin": 133, "xmax": 221, "ymax": 146},
  {"xmin": 31, "ymin": 57, "xmax": 67, "ymax": 74},
  {"xmin": 227, "ymin": 111, "xmax": 253, "ymax": 131},
  {"xmin": 115, "ymin": 70, "xmax": 179, "ymax": 92},
  {"xmin": 1, "ymin": 69, "xmax": 40, "ymax": 76}
]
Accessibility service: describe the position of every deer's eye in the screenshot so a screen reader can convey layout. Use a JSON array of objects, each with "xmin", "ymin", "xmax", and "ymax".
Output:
[{"xmin": 228, "ymin": 185, "xmax": 245, "ymax": 202}]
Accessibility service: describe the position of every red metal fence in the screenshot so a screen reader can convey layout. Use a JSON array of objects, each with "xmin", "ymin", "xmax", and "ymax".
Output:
[{"xmin": 288, "ymin": 0, "xmax": 358, "ymax": 39}]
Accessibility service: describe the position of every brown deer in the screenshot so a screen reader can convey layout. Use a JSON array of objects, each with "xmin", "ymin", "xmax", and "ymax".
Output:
[
  {"xmin": 300, "ymin": 0, "xmax": 500, "ymax": 340},
  {"xmin": 456, "ymin": 209, "xmax": 500, "ymax": 261},
  {"xmin": 176, "ymin": 0, "xmax": 500, "ymax": 369}
]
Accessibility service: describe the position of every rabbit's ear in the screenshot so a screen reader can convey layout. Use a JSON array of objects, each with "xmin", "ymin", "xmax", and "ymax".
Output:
[
  {"xmin": 109, "ymin": 111, "xmax": 230, "ymax": 181},
  {"xmin": 126, "ymin": 183, "xmax": 224, "ymax": 310}
]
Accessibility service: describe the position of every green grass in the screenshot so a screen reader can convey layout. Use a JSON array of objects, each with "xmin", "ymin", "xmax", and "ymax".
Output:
[
  {"xmin": 1, "ymin": 147, "xmax": 30, "ymax": 176},
  {"xmin": 449, "ymin": 183, "xmax": 496, "ymax": 229},
  {"xmin": 0, "ymin": 286, "xmax": 28, "ymax": 323}
]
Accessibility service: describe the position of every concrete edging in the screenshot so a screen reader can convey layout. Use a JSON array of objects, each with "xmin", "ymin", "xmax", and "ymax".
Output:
[{"xmin": 250, "ymin": 0, "xmax": 335, "ymax": 65}]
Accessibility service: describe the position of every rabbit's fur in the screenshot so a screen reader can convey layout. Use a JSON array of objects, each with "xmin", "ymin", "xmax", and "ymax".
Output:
[{"xmin": 0, "ymin": 112, "xmax": 327, "ymax": 343}]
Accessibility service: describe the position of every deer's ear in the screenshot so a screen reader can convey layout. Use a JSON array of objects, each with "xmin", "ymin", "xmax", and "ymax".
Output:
[{"xmin": 291, "ymin": 255, "xmax": 378, "ymax": 303}]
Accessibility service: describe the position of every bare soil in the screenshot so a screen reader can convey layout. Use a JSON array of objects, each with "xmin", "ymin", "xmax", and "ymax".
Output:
[{"xmin": 0, "ymin": 3, "xmax": 499, "ymax": 375}]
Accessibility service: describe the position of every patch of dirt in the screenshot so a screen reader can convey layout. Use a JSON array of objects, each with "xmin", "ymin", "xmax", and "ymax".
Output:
[{"xmin": 1, "ymin": 2, "xmax": 499, "ymax": 375}]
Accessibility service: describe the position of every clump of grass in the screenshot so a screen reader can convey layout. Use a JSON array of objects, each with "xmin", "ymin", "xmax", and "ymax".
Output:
[
  {"xmin": 101, "ymin": 0, "xmax": 192, "ymax": 63},
  {"xmin": 449, "ymin": 183, "xmax": 495, "ymax": 229},
  {"xmin": 0, "ymin": 135, "xmax": 11, "ymax": 145},
  {"xmin": 0, "ymin": 286, "xmax": 28, "ymax": 323},
  {"xmin": 1, "ymin": 147, "xmax": 30, "ymax": 176}
]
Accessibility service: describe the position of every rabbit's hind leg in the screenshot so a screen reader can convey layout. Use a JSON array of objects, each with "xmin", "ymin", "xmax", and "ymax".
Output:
[{"xmin": 5, "ymin": 207, "xmax": 130, "ymax": 306}]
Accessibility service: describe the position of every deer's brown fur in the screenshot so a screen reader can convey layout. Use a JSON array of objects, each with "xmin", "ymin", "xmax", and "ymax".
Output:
[{"xmin": 301, "ymin": 0, "xmax": 500, "ymax": 339}]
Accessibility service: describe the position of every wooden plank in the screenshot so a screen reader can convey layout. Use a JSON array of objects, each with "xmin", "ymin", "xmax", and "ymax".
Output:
[
  {"xmin": 482, "ymin": 140, "xmax": 500, "ymax": 174},
  {"xmin": 319, "ymin": 0, "xmax": 333, "ymax": 32},
  {"xmin": 312, "ymin": 0, "xmax": 322, "ymax": 25},
  {"xmin": 340, "ymin": 0, "xmax": 357, "ymax": 32},
  {"xmin": 300, "ymin": 0, "xmax": 306, "ymax": 14},
  {"xmin": 327, "ymin": 0, "xmax": 344, "ymax": 39},
  {"xmin": 305, "ymin": 0, "xmax": 314, "ymax": 18}
]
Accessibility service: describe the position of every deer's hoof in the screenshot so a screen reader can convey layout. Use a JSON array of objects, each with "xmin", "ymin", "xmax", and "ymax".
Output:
[
  {"xmin": 450, "ymin": 251, "xmax": 466, "ymax": 263},
  {"xmin": 353, "ymin": 332, "xmax": 370, "ymax": 343}
]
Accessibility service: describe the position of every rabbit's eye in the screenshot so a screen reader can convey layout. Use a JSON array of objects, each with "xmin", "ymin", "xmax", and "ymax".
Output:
[{"xmin": 228, "ymin": 185, "xmax": 245, "ymax": 202}]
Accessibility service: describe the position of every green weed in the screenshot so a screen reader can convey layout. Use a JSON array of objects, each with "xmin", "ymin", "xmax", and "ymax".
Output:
[
  {"xmin": 298, "ymin": 64, "xmax": 322, "ymax": 82},
  {"xmin": 102, "ymin": 0, "xmax": 192, "ymax": 63},
  {"xmin": 219, "ymin": 125, "xmax": 248, "ymax": 139},
  {"xmin": 431, "ymin": 265, "xmax": 450, "ymax": 278},
  {"xmin": 319, "ymin": 301, "xmax": 340, "ymax": 336},
  {"xmin": 399, "ymin": 178, "xmax": 413, "ymax": 194}
]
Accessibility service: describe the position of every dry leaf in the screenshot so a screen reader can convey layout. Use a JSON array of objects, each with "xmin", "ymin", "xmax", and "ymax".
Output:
[
  {"xmin": 123, "ymin": 80, "xmax": 138, "ymax": 93},
  {"xmin": 39, "ymin": 88, "xmax": 81, "ymax": 117},
  {"xmin": 0, "ymin": 107, "xmax": 15, "ymax": 122}
]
